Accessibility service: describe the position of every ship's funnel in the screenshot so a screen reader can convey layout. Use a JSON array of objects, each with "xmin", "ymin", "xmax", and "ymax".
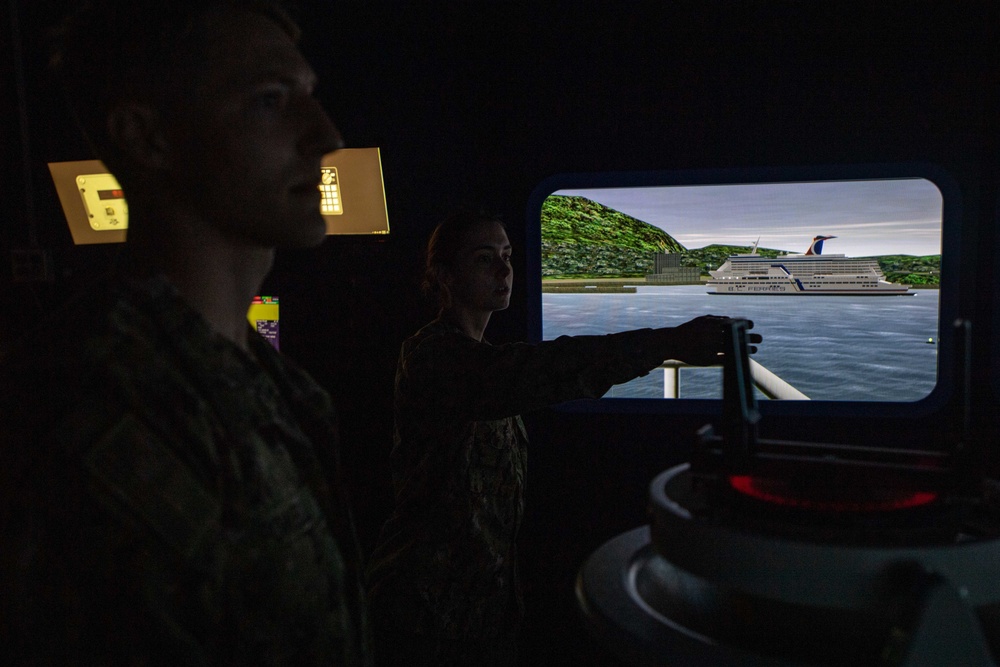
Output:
[{"xmin": 805, "ymin": 235, "xmax": 837, "ymax": 256}]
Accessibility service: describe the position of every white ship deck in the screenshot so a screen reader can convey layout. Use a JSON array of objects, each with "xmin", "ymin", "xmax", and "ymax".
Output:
[{"xmin": 707, "ymin": 252, "xmax": 912, "ymax": 295}]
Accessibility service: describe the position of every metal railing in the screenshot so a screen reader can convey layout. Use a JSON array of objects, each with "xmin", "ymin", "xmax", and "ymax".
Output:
[{"xmin": 659, "ymin": 359, "xmax": 809, "ymax": 400}]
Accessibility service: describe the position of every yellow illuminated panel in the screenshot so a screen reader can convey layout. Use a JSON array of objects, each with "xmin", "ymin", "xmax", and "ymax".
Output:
[
  {"xmin": 320, "ymin": 147, "xmax": 390, "ymax": 235},
  {"xmin": 320, "ymin": 167, "xmax": 342, "ymax": 215},
  {"xmin": 77, "ymin": 173, "xmax": 128, "ymax": 230},
  {"xmin": 51, "ymin": 147, "xmax": 388, "ymax": 245},
  {"xmin": 48, "ymin": 160, "xmax": 127, "ymax": 244}
]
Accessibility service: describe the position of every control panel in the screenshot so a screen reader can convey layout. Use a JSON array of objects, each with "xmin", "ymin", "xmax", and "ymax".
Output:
[
  {"xmin": 76, "ymin": 172, "xmax": 128, "ymax": 230},
  {"xmin": 320, "ymin": 166, "xmax": 342, "ymax": 215}
]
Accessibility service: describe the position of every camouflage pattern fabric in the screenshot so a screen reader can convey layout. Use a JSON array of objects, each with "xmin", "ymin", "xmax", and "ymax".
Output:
[
  {"xmin": 366, "ymin": 319, "xmax": 671, "ymax": 665},
  {"xmin": 0, "ymin": 274, "xmax": 370, "ymax": 666}
]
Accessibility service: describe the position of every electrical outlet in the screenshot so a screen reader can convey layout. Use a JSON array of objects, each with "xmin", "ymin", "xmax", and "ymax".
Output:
[{"xmin": 11, "ymin": 248, "xmax": 54, "ymax": 283}]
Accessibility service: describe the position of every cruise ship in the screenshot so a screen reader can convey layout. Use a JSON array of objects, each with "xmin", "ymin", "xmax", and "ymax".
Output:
[{"xmin": 707, "ymin": 236, "xmax": 913, "ymax": 296}]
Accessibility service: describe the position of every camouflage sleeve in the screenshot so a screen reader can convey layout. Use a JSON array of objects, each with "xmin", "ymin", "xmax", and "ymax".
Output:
[
  {"xmin": 399, "ymin": 328, "xmax": 672, "ymax": 421},
  {"xmin": 1, "ymin": 407, "xmax": 217, "ymax": 666}
]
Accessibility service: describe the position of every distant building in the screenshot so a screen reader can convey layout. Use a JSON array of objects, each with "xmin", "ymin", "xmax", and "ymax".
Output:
[{"xmin": 646, "ymin": 252, "xmax": 701, "ymax": 284}]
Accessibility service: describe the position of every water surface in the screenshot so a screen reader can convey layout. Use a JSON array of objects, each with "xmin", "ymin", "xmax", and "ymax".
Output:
[{"xmin": 542, "ymin": 285, "xmax": 939, "ymax": 401}]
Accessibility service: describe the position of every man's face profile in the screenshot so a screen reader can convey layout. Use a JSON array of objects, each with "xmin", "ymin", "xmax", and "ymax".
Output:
[{"xmin": 160, "ymin": 8, "xmax": 342, "ymax": 249}]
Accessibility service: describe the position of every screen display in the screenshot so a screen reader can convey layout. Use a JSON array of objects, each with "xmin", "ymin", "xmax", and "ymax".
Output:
[
  {"xmin": 247, "ymin": 295, "xmax": 279, "ymax": 350},
  {"xmin": 528, "ymin": 166, "xmax": 958, "ymax": 413},
  {"xmin": 97, "ymin": 189, "xmax": 125, "ymax": 200}
]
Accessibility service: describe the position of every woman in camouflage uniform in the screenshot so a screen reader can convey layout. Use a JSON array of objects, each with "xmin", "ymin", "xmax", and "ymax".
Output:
[{"xmin": 366, "ymin": 211, "xmax": 757, "ymax": 665}]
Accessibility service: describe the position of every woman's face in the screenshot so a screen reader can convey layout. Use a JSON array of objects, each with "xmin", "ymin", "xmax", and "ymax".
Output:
[{"xmin": 444, "ymin": 220, "xmax": 513, "ymax": 314}]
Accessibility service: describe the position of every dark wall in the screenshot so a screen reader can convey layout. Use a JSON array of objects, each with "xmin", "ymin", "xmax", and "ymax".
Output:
[{"xmin": 4, "ymin": 1, "xmax": 1000, "ymax": 664}]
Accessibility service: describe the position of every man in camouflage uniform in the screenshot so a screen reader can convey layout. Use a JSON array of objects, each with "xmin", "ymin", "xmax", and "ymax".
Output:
[{"xmin": 0, "ymin": 1, "xmax": 368, "ymax": 664}]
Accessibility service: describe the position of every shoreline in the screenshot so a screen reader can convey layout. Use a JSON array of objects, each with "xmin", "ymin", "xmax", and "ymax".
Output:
[{"xmin": 540, "ymin": 277, "xmax": 939, "ymax": 293}]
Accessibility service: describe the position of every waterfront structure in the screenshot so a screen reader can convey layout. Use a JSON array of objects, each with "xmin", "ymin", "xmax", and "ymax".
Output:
[{"xmin": 646, "ymin": 252, "xmax": 702, "ymax": 285}]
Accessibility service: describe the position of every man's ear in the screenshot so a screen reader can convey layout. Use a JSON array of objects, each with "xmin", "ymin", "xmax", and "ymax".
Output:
[{"xmin": 106, "ymin": 103, "xmax": 168, "ymax": 170}]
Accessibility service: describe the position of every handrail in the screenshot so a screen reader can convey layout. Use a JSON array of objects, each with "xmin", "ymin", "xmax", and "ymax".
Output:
[{"xmin": 658, "ymin": 359, "xmax": 810, "ymax": 400}]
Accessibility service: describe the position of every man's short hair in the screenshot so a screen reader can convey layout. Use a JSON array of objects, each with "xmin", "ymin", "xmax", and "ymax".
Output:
[{"xmin": 49, "ymin": 0, "xmax": 300, "ymax": 174}]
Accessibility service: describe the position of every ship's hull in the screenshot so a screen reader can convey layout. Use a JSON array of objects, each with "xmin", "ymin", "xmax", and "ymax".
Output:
[{"xmin": 707, "ymin": 281, "xmax": 914, "ymax": 295}]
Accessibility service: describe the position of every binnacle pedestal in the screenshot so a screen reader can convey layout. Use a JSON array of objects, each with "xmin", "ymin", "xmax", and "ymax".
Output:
[{"xmin": 577, "ymin": 319, "xmax": 999, "ymax": 666}]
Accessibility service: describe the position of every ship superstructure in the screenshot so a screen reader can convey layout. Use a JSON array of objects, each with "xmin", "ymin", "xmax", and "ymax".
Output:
[{"xmin": 707, "ymin": 236, "xmax": 912, "ymax": 295}]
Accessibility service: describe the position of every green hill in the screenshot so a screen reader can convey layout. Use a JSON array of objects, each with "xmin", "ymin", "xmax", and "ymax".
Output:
[
  {"xmin": 865, "ymin": 254, "xmax": 941, "ymax": 286},
  {"xmin": 541, "ymin": 195, "xmax": 683, "ymax": 277},
  {"xmin": 540, "ymin": 196, "xmax": 942, "ymax": 285}
]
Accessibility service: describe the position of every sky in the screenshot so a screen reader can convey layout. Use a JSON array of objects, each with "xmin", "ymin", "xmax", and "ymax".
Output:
[{"xmin": 555, "ymin": 178, "xmax": 943, "ymax": 257}]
